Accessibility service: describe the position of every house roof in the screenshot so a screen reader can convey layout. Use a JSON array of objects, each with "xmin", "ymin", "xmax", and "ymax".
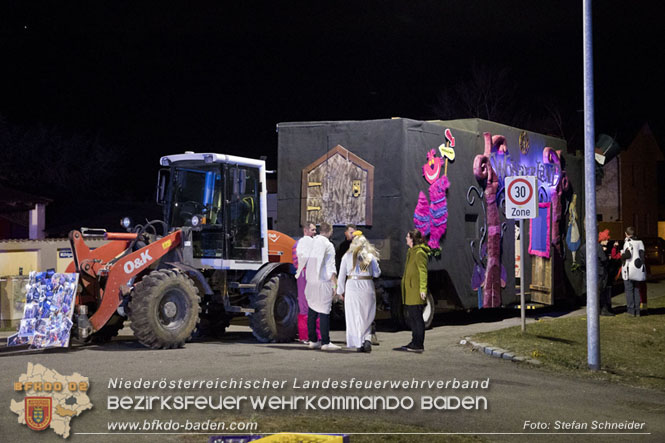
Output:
[
  {"xmin": 624, "ymin": 123, "xmax": 664, "ymax": 161},
  {"xmin": 0, "ymin": 184, "xmax": 51, "ymax": 214}
]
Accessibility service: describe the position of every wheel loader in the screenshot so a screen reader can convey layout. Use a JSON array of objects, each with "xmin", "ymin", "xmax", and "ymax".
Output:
[{"xmin": 66, "ymin": 152, "xmax": 299, "ymax": 349}]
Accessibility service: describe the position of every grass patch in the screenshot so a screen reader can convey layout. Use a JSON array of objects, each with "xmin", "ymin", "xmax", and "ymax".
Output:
[
  {"xmin": 471, "ymin": 295, "xmax": 665, "ymax": 391},
  {"xmin": 180, "ymin": 413, "xmax": 484, "ymax": 442}
]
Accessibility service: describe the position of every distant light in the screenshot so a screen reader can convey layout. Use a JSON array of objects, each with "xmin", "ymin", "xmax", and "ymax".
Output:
[{"xmin": 120, "ymin": 217, "xmax": 132, "ymax": 229}]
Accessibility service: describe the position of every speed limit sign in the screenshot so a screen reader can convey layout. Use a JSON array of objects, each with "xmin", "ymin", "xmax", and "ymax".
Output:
[{"xmin": 505, "ymin": 176, "xmax": 537, "ymax": 219}]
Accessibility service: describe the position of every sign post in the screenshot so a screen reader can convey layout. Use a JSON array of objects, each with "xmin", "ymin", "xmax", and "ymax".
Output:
[{"xmin": 505, "ymin": 176, "xmax": 537, "ymax": 332}]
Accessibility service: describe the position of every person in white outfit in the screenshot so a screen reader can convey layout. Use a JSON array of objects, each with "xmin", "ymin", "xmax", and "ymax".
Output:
[
  {"xmin": 295, "ymin": 222, "xmax": 340, "ymax": 351},
  {"xmin": 337, "ymin": 233, "xmax": 381, "ymax": 353},
  {"xmin": 620, "ymin": 226, "xmax": 646, "ymax": 317}
]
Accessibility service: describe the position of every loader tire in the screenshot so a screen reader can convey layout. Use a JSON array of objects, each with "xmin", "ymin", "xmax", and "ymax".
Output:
[
  {"xmin": 91, "ymin": 313, "xmax": 126, "ymax": 344},
  {"xmin": 250, "ymin": 273, "xmax": 298, "ymax": 343},
  {"xmin": 128, "ymin": 269, "xmax": 201, "ymax": 349}
]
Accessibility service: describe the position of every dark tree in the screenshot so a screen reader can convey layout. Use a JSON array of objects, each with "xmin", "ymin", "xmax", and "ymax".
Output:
[
  {"xmin": 431, "ymin": 63, "xmax": 580, "ymax": 147},
  {"xmin": 0, "ymin": 115, "xmax": 131, "ymax": 199}
]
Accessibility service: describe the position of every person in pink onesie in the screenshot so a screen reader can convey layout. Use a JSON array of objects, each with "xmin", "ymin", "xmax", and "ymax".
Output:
[{"xmin": 292, "ymin": 222, "xmax": 320, "ymax": 342}]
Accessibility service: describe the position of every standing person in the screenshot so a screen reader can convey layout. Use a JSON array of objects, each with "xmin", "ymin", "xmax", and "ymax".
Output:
[
  {"xmin": 335, "ymin": 224, "xmax": 357, "ymax": 270},
  {"xmin": 399, "ymin": 229, "xmax": 429, "ymax": 353},
  {"xmin": 335, "ymin": 225, "xmax": 380, "ymax": 346},
  {"xmin": 620, "ymin": 226, "xmax": 647, "ymax": 317},
  {"xmin": 577, "ymin": 230, "xmax": 619, "ymax": 316},
  {"xmin": 337, "ymin": 234, "xmax": 381, "ymax": 353},
  {"xmin": 578, "ymin": 229, "xmax": 609, "ymax": 316},
  {"xmin": 293, "ymin": 222, "xmax": 319, "ymax": 343},
  {"xmin": 296, "ymin": 222, "xmax": 340, "ymax": 351},
  {"xmin": 597, "ymin": 230, "xmax": 618, "ymax": 316}
]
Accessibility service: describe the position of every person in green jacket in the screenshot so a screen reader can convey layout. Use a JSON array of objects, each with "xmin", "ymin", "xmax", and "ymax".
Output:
[{"xmin": 400, "ymin": 229, "xmax": 429, "ymax": 352}]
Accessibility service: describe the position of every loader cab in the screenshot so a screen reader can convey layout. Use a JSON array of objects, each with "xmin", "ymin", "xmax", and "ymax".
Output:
[{"xmin": 157, "ymin": 153, "xmax": 268, "ymax": 269}]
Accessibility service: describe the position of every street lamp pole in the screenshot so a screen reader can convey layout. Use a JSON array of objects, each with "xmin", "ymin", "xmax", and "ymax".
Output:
[{"xmin": 583, "ymin": 0, "xmax": 600, "ymax": 370}]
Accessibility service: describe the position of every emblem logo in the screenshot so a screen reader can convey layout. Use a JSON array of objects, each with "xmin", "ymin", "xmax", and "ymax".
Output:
[{"xmin": 25, "ymin": 397, "xmax": 52, "ymax": 431}]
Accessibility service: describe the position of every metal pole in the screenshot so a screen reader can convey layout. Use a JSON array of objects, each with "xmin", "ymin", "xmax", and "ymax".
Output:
[
  {"xmin": 584, "ymin": 0, "xmax": 600, "ymax": 370},
  {"xmin": 520, "ymin": 218, "xmax": 526, "ymax": 332}
]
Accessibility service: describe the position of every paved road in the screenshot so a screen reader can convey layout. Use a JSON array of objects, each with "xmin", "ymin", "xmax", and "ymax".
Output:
[{"xmin": 2, "ymin": 288, "xmax": 664, "ymax": 443}]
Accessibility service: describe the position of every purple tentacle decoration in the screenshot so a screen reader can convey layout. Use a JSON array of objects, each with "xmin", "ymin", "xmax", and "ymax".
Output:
[
  {"xmin": 466, "ymin": 185, "xmax": 486, "ymax": 308},
  {"xmin": 543, "ymin": 147, "xmax": 570, "ymax": 255},
  {"xmin": 471, "ymin": 132, "xmax": 505, "ymax": 308},
  {"xmin": 500, "ymin": 222, "xmax": 508, "ymax": 288}
]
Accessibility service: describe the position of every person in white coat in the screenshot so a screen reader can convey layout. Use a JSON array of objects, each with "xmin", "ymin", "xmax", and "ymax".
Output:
[
  {"xmin": 337, "ymin": 233, "xmax": 381, "ymax": 353},
  {"xmin": 295, "ymin": 222, "xmax": 339, "ymax": 350},
  {"xmin": 620, "ymin": 226, "xmax": 646, "ymax": 317}
]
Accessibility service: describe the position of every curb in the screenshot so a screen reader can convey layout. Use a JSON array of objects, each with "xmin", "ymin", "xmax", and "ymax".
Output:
[{"xmin": 459, "ymin": 337, "xmax": 541, "ymax": 365}]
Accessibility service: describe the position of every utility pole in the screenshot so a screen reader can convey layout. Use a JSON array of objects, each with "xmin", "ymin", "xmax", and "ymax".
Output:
[{"xmin": 583, "ymin": 0, "xmax": 600, "ymax": 370}]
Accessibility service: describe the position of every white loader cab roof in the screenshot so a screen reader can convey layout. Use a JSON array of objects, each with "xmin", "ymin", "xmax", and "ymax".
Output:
[{"xmin": 160, "ymin": 152, "xmax": 266, "ymax": 170}]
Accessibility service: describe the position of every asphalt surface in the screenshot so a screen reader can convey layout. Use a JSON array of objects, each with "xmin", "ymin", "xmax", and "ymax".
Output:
[{"xmin": 2, "ymin": 286, "xmax": 664, "ymax": 443}]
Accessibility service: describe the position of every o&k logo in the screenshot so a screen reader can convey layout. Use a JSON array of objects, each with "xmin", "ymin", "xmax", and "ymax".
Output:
[
  {"xmin": 123, "ymin": 250, "xmax": 153, "ymax": 274},
  {"xmin": 25, "ymin": 397, "xmax": 52, "ymax": 431},
  {"xmin": 11, "ymin": 363, "xmax": 92, "ymax": 439}
]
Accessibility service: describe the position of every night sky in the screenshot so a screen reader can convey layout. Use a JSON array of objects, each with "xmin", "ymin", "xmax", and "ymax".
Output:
[{"xmin": 1, "ymin": 1, "xmax": 663, "ymax": 209}]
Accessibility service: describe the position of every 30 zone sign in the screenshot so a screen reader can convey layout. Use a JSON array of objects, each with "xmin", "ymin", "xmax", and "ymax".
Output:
[{"xmin": 505, "ymin": 176, "xmax": 537, "ymax": 219}]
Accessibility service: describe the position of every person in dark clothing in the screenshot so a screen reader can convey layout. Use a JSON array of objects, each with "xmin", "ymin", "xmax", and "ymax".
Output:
[
  {"xmin": 578, "ymin": 229, "xmax": 613, "ymax": 316},
  {"xmin": 335, "ymin": 224, "xmax": 357, "ymax": 270},
  {"xmin": 598, "ymin": 229, "xmax": 620, "ymax": 316}
]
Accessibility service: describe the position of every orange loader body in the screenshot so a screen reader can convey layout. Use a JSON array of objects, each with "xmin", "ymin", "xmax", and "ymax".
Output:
[
  {"xmin": 66, "ymin": 229, "xmax": 184, "ymax": 332},
  {"xmin": 66, "ymin": 229, "xmax": 294, "ymax": 335}
]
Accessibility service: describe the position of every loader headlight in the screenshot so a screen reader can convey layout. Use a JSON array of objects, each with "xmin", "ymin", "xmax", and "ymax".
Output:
[
  {"xmin": 191, "ymin": 215, "xmax": 200, "ymax": 227},
  {"xmin": 120, "ymin": 217, "xmax": 132, "ymax": 229}
]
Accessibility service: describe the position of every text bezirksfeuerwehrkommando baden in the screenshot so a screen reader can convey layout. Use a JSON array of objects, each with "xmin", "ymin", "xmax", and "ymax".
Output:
[{"xmin": 106, "ymin": 377, "xmax": 490, "ymax": 411}]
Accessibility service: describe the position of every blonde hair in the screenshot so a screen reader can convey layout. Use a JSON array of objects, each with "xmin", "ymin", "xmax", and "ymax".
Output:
[{"xmin": 350, "ymin": 235, "xmax": 380, "ymax": 271}]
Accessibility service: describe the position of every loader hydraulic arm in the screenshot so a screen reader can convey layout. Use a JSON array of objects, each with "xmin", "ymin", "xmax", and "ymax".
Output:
[{"xmin": 69, "ymin": 229, "xmax": 183, "ymax": 332}]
